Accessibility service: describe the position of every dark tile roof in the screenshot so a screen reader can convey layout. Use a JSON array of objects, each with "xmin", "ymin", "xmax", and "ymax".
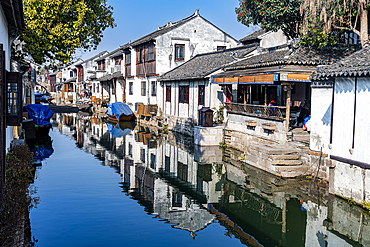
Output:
[
  {"xmin": 129, "ymin": 11, "xmax": 237, "ymax": 47},
  {"xmin": 99, "ymin": 47, "xmax": 123, "ymax": 60},
  {"xmin": 97, "ymin": 71, "xmax": 123, "ymax": 81},
  {"xmin": 159, "ymin": 45, "xmax": 257, "ymax": 81},
  {"xmin": 65, "ymin": 76, "xmax": 76, "ymax": 83},
  {"xmin": 84, "ymin": 51, "xmax": 108, "ymax": 63},
  {"xmin": 0, "ymin": 0, "xmax": 24, "ymax": 30},
  {"xmin": 224, "ymin": 46, "xmax": 358, "ymax": 71},
  {"xmin": 311, "ymin": 45, "xmax": 370, "ymax": 80},
  {"xmin": 239, "ymin": 29, "xmax": 265, "ymax": 43}
]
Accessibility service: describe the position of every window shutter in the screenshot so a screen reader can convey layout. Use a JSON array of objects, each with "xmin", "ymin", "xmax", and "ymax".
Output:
[{"xmin": 6, "ymin": 71, "xmax": 23, "ymax": 126}]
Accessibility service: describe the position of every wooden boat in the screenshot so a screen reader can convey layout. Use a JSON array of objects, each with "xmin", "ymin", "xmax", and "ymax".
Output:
[
  {"xmin": 78, "ymin": 103, "xmax": 93, "ymax": 112},
  {"xmin": 23, "ymin": 104, "xmax": 54, "ymax": 137},
  {"xmin": 105, "ymin": 102, "xmax": 135, "ymax": 122}
]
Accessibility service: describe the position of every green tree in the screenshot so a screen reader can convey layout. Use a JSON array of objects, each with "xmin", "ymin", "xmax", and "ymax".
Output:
[
  {"xmin": 19, "ymin": 0, "xmax": 115, "ymax": 65},
  {"xmin": 236, "ymin": 0, "xmax": 369, "ymax": 47},
  {"xmin": 236, "ymin": 0, "xmax": 302, "ymax": 39}
]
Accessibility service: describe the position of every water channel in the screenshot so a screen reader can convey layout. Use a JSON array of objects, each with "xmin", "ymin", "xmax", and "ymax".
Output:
[{"xmin": 28, "ymin": 113, "xmax": 369, "ymax": 246}]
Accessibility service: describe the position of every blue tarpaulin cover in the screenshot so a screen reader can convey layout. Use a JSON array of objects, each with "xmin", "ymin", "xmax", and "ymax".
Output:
[
  {"xmin": 24, "ymin": 104, "xmax": 54, "ymax": 125},
  {"xmin": 32, "ymin": 145, "xmax": 53, "ymax": 161},
  {"xmin": 106, "ymin": 102, "xmax": 133, "ymax": 118},
  {"xmin": 35, "ymin": 92, "xmax": 46, "ymax": 96},
  {"xmin": 106, "ymin": 123, "xmax": 133, "ymax": 138}
]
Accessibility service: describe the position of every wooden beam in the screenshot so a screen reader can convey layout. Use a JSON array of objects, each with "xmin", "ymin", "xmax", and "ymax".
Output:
[{"xmin": 285, "ymin": 84, "xmax": 291, "ymax": 132}]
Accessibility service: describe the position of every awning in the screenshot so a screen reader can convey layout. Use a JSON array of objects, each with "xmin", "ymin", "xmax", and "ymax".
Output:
[
  {"xmin": 212, "ymin": 74, "xmax": 275, "ymax": 85},
  {"xmin": 212, "ymin": 72, "xmax": 311, "ymax": 84}
]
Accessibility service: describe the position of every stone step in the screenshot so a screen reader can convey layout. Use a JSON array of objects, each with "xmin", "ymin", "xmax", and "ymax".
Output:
[
  {"xmin": 272, "ymin": 160, "xmax": 302, "ymax": 166},
  {"xmin": 249, "ymin": 144, "xmax": 298, "ymax": 156},
  {"xmin": 270, "ymin": 154, "xmax": 300, "ymax": 160},
  {"xmin": 275, "ymin": 165, "xmax": 310, "ymax": 178}
]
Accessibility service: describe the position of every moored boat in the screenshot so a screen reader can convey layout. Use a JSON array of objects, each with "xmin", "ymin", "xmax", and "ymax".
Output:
[
  {"xmin": 78, "ymin": 103, "xmax": 93, "ymax": 112},
  {"xmin": 104, "ymin": 102, "xmax": 135, "ymax": 122},
  {"xmin": 23, "ymin": 104, "xmax": 54, "ymax": 137}
]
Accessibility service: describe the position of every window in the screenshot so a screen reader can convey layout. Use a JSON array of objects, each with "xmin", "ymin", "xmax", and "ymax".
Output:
[
  {"xmin": 175, "ymin": 44, "xmax": 185, "ymax": 61},
  {"xmin": 148, "ymin": 45, "xmax": 155, "ymax": 61},
  {"xmin": 172, "ymin": 192, "xmax": 182, "ymax": 207},
  {"xmin": 125, "ymin": 53, "xmax": 131, "ymax": 65},
  {"xmin": 114, "ymin": 55, "xmax": 122, "ymax": 65},
  {"xmin": 178, "ymin": 162, "xmax": 188, "ymax": 181},
  {"xmin": 198, "ymin": 85, "xmax": 205, "ymax": 105},
  {"xmin": 217, "ymin": 46, "xmax": 226, "ymax": 51},
  {"xmin": 97, "ymin": 60, "xmax": 105, "ymax": 70},
  {"xmin": 128, "ymin": 144, "xmax": 133, "ymax": 156},
  {"xmin": 70, "ymin": 71, "xmax": 73, "ymax": 77},
  {"xmin": 96, "ymin": 84, "xmax": 99, "ymax": 93},
  {"xmin": 151, "ymin": 81, "xmax": 156, "ymax": 96},
  {"xmin": 150, "ymin": 154, "xmax": 156, "ymax": 169},
  {"xmin": 140, "ymin": 148, "xmax": 145, "ymax": 163},
  {"xmin": 179, "ymin": 86, "xmax": 189, "ymax": 104},
  {"xmin": 137, "ymin": 48, "xmax": 144, "ymax": 64},
  {"xmin": 93, "ymin": 84, "xmax": 95, "ymax": 93},
  {"xmin": 129, "ymin": 82, "xmax": 133, "ymax": 95},
  {"xmin": 165, "ymin": 156, "xmax": 170, "ymax": 172},
  {"xmin": 141, "ymin": 81, "xmax": 146, "ymax": 96},
  {"xmin": 166, "ymin": 86, "xmax": 171, "ymax": 102},
  {"xmin": 6, "ymin": 72, "xmax": 22, "ymax": 126}
]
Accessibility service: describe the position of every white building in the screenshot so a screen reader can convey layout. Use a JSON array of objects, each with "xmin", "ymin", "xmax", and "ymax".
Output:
[
  {"xmin": 310, "ymin": 46, "xmax": 370, "ymax": 204},
  {"xmin": 123, "ymin": 9, "xmax": 239, "ymax": 113},
  {"xmin": 0, "ymin": 0, "xmax": 25, "ymax": 168},
  {"xmin": 158, "ymin": 45, "xmax": 257, "ymax": 134}
]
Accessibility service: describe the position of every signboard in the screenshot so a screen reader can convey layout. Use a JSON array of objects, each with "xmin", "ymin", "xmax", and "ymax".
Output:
[{"xmin": 280, "ymin": 73, "xmax": 288, "ymax": 81}]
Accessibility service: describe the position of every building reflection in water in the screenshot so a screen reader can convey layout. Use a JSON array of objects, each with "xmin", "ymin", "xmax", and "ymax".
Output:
[{"xmin": 53, "ymin": 113, "xmax": 369, "ymax": 246}]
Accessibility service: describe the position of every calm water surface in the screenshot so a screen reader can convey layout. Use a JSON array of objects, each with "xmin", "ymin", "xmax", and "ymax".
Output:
[{"xmin": 29, "ymin": 114, "xmax": 367, "ymax": 247}]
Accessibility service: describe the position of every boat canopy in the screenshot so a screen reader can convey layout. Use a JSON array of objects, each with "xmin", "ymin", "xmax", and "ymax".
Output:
[
  {"xmin": 24, "ymin": 104, "xmax": 54, "ymax": 125},
  {"xmin": 106, "ymin": 123, "xmax": 133, "ymax": 138},
  {"xmin": 106, "ymin": 102, "xmax": 133, "ymax": 118}
]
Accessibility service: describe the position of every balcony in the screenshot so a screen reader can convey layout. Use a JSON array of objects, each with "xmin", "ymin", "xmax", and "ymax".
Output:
[
  {"xmin": 136, "ymin": 61, "xmax": 156, "ymax": 76},
  {"xmin": 110, "ymin": 65, "xmax": 121, "ymax": 73},
  {"xmin": 225, "ymin": 102, "xmax": 286, "ymax": 120}
]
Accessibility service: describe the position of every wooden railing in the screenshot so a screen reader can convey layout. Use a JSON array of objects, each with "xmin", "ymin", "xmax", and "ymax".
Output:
[
  {"xmin": 125, "ymin": 64, "xmax": 131, "ymax": 78},
  {"xmin": 225, "ymin": 102, "xmax": 286, "ymax": 120},
  {"xmin": 136, "ymin": 61, "xmax": 156, "ymax": 76}
]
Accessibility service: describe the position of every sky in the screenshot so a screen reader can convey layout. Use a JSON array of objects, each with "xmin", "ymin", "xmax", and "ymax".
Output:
[{"xmin": 78, "ymin": 0, "xmax": 259, "ymax": 60}]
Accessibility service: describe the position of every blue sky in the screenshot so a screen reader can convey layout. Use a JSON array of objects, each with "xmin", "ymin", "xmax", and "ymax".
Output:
[{"xmin": 78, "ymin": 0, "xmax": 258, "ymax": 60}]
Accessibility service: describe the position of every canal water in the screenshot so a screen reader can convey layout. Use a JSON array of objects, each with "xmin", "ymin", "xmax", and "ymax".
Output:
[{"xmin": 29, "ymin": 113, "xmax": 368, "ymax": 246}]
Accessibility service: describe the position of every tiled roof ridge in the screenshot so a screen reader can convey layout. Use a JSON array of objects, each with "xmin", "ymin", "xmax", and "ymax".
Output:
[
  {"xmin": 129, "ymin": 12, "xmax": 198, "ymax": 47},
  {"xmin": 192, "ymin": 43, "xmax": 258, "ymax": 59},
  {"xmin": 311, "ymin": 45, "xmax": 370, "ymax": 80},
  {"xmin": 84, "ymin": 50, "xmax": 108, "ymax": 63},
  {"xmin": 239, "ymin": 29, "xmax": 266, "ymax": 42},
  {"xmin": 159, "ymin": 45, "xmax": 256, "ymax": 81}
]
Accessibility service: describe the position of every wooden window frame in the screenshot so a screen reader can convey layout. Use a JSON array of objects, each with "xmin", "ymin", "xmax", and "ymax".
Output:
[
  {"xmin": 198, "ymin": 85, "xmax": 205, "ymax": 105},
  {"xmin": 141, "ymin": 81, "xmax": 146, "ymax": 96},
  {"xmin": 6, "ymin": 72, "xmax": 23, "ymax": 126},
  {"xmin": 166, "ymin": 86, "xmax": 171, "ymax": 102},
  {"xmin": 179, "ymin": 85, "xmax": 189, "ymax": 104},
  {"xmin": 175, "ymin": 44, "xmax": 185, "ymax": 61},
  {"xmin": 125, "ymin": 53, "xmax": 131, "ymax": 65},
  {"xmin": 148, "ymin": 45, "xmax": 155, "ymax": 61},
  {"xmin": 114, "ymin": 55, "xmax": 122, "ymax": 65}
]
